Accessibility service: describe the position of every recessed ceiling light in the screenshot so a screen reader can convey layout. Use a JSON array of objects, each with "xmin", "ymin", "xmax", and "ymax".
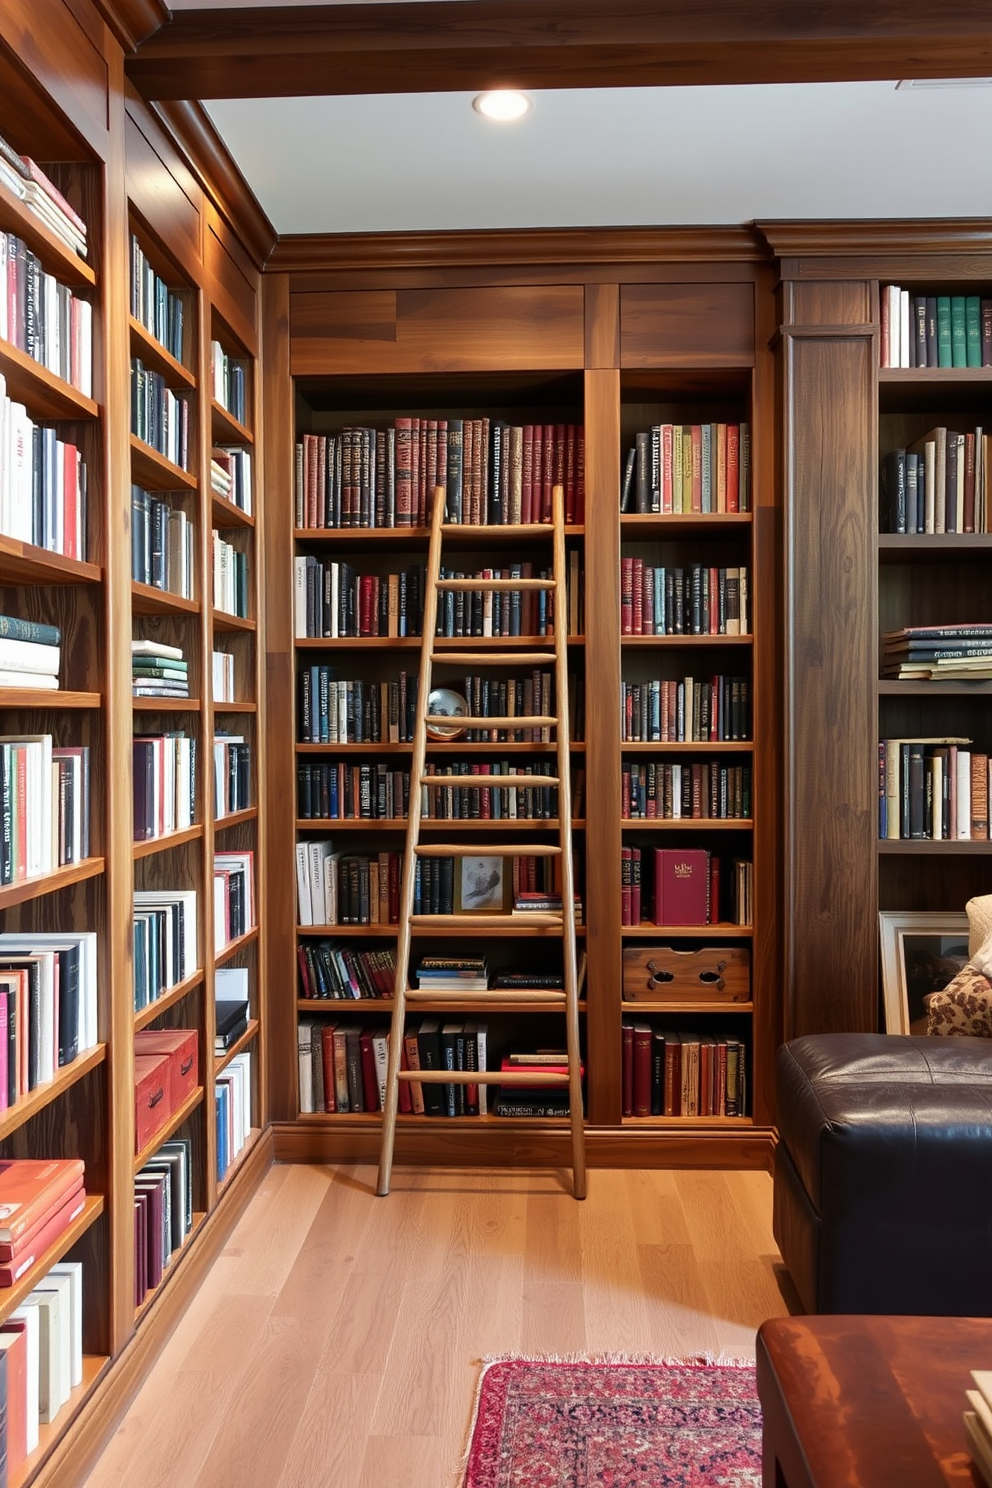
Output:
[
  {"xmin": 896, "ymin": 77, "xmax": 992, "ymax": 89},
  {"xmin": 472, "ymin": 90, "xmax": 533, "ymax": 122}
]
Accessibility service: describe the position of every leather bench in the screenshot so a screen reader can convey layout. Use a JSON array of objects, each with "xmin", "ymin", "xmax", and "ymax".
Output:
[{"xmin": 774, "ymin": 1032, "xmax": 992, "ymax": 1315}]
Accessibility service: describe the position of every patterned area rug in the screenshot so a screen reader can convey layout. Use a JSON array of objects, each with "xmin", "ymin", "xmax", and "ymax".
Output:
[{"xmin": 462, "ymin": 1356, "xmax": 762, "ymax": 1488}]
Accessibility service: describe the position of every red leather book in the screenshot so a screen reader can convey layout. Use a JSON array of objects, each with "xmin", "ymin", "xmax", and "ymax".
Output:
[
  {"xmin": 320, "ymin": 1024, "xmax": 337, "ymax": 1113},
  {"xmin": 620, "ymin": 847, "xmax": 632, "ymax": 926},
  {"xmin": 630, "ymin": 846, "xmax": 642, "ymax": 925},
  {"xmin": 654, "ymin": 848, "xmax": 709, "ymax": 926},
  {"xmin": 726, "ymin": 424, "xmax": 740, "ymax": 512},
  {"xmin": 620, "ymin": 558, "xmax": 634, "ymax": 635},
  {"xmin": 394, "ymin": 417, "xmax": 413, "ymax": 526},
  {"xmin": 632, "ymin": 1022, "xmax": 653, "ymax": 1116},
  {"xmin": 664, "ymin": 1038, "xmax": 681, "ymax": 1116},
  {"xmin": 0, "ymin": 1324, "xmax": 28, "ymax": 1470},
  {"xmin": 0, "ymin": 1177, "xmax": 84, "ymax": 1262},
  {"xmin": 621, "ymin": 1021, "xmax": 634, "ymax": 1116},
  {"xmin": 521, "ymin": 425, "xmax": 534, "ymax": 525},
  {"xmin": 0, "ymin": 1159, "xmax": 85, "ymax": 1245},
  {"xmin": 359, "ymin": 1029, "xmax": 379, "ymax": 1113},
  {"xmin": 0, "ymin": 1185, "xmax": 86, "ymax": 1287}
]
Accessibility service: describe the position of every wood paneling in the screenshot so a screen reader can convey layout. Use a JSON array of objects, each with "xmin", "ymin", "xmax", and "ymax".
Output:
[
  {"xmin": 0, "ymin": 0, "xmax": 110, "ymax": 146},
  {"xmin": 126, "ymin": 0, "xmax": 992, "ymax": 100},
  {"xmin": 205, "ymin": 207, "xmax": 259, "ymax": 354},
  {"xmin": 124, "ymin": 109, "xmax": 201, "ymax": 268},
  {"xmin": 621, "ymin": 283, "xmax": 755, "ymax": 368},
  {"xmin": 290, "ymin": 285, "xmax": 585, "ymax": 375},
  {"xmin": 585, "ymin": 283, "xmax": 619, "ymax": 370},
  {"xmin": 781, "ymin": 307, "xmax": 877, "ymax": 1038},
  {"xmin": 788, "ymin": 279, "xmax": 873, "ymax": 327}
]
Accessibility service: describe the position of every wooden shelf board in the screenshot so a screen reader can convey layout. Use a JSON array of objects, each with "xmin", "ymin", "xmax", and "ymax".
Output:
[
  {"xmin": 212, "ymin": 609, "xmax": 256, "ymax": 634},
  {"xmin": 211, "ymin": 399, "xmax": 253, "ymax": 445},
  {"xmin": 10, "ymin": 1356, "xmax": 111, "ymax": 1488},
  {"xmin": 213, "ymin": 700, "xmax": 256, "ymax": 714},
  {"xmin": 620, "ymin": 1114, "xmax": 754, "ymax": 1128},
  {"xmin": 0, "ymin": 1044, "xmax": 107, "ymax": 1143},
  {"xmin": 622, "ymin": 633, "xmax": 752, "ymax": 647},
  {"xmin": 879, "ymin": 678, "xmax": 992, "ymax": 695},
  {"xmin": 134, "ymin": 970, "xmax": 205, "ymax": 1032},
  {"xmin": 409, "ymin": 921, "xmax": 586, "ymax": 939},
  {"xmin": 134, "ymin": 1086, "xmax": 205, "ymax": 1172},
  {"xmin": 129, "ymin": 436, "xmax": 197, "ymax": 492},
  {"xmin": 133, "ymin": 1212, "xmax": 207, "ymax": 1327},
  {"xmin": 295, "ymin": 636, "xmax": 421, "ymax": 650},
  {"xmin": 298, "ymin": 923, "xmax": 397, "ymax": 938},
  {"xmin": 129, "ymin": 316, "xmax": 197, "ymax": 389},
  {"xmin": 0, "ymin": 1195, "xmax": 104, "ymax": 1325},
  {"xmin": 217, "ymin": 1128, "xmax": 263, "ymax": 1195},
  {"xmin": 211, "ymin": 493, "xmax": 255, "ymax": 529},
  {"xmin": 132, "ymin": 825, "xmax": 202, "ymax": 860},
  {"xmin": 0, "ymin": 178, "xmax": 95, "ymax": 286},
  {"xmin": 622, "ymin": 741, "xmax": 753, "ymax": 752},
  {"xmin": 0, "ymin": 537, "xmax": 101, "ymax": 587},
  {"xmin": 295, "ymin": 817, "xmax": 582, "ymax": 831},
  {"xmin": 877, "ymin": 838, "xmax": 992, "ymax": 855},
  {"xmin": 621, "ymin": 817, "xmax": 753, "ymax": 830},
  {"xmin": 294, "ymin": 524, "xmax": 583, "ymax": 545},
  {"xmin": 214, "ymin": 806, "xmax": 258, "ymax": 833},
  {"xmin": 0, "ymin": 856, "xmax": 105, "ymax": 910},
  {"xmin": 214, "ymin": 1019, "xmax": 259, "ymax": 1074},
  {"xmin": 621, "ymin": 513, "xmax": 752, "ymax": 536},
  {"xmin": 0, "ymin": 688, "xmax": 100, "ymax": 708},
  {"xmin": 215, "ymin": 925, "xmax": 260, "ymax": 966},
  {"xmin": 296, "ymin": 740, "xmax": 583, "ymax": 754},
  {"xmin": 621, "ymin": 999, "xmax": 754, "ymax": 1014},
  {"xmin": 132, "ymin": 696, "xmax": 201, "ymax": 713},
  {"xmin": 131, "ymin": 581, "xmax": 200, "ymax": 616},
  {"xmin": 296, "ymin": 997, "xmax": 587, "ymax": 1015},
  {"xmin": 622, "ymin": 923, "xmax": 751, "ymax": 938},
  {"xmin": 878, "ymin": 533, "xmax": 992, "ymax": 561},
  {"xmin": 0, "ymin": 339, "xmax": 98, "ymax": 421}
]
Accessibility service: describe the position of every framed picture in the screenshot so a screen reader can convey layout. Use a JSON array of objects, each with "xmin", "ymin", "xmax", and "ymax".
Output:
[
  {"xmin": 878, "ymin": 911, "xmax": 969, "ymax": 1034},
  {"xmin": 457, "ymin": 856, "xmax": 508, "ymax": 914}
]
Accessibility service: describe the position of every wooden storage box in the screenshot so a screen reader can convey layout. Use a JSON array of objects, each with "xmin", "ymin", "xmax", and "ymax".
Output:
[
  {"xmin": 134, "ymin": 1028, "xmax": 199, "ymax": 1111},
  {"xmin": 134, "ymin": 1053, "xmax": 173, "ymax": 1153},
  {"xmin": 622, "ymin": 946, "xmax": 750, "ymax": 1003}
]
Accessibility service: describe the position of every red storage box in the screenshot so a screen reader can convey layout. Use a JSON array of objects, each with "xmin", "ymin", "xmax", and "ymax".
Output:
[
  {"xmin": 134, "ymin": 1028, "xmax": 199, "ymax": 1111},
  {"xmin": 134, "ymin": 1054, "xmax": 172, "ymax": 1154}
]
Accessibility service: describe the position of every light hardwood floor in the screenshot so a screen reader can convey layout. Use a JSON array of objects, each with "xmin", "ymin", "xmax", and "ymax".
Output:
[{"xmin": 82, "ymin": 1163, "xmax": 789, "ymax": 1488}]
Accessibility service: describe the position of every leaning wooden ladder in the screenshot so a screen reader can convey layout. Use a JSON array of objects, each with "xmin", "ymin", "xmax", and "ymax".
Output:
[{"xmin": 376, "ymin": 483, "xmax": 586, "ymax": 1198}]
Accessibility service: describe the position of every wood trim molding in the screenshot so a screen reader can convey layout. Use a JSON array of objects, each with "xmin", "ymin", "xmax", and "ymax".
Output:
[
  {"xmin": 758, "ymin": 219, "xmax": 992, "ymax": 259},
  {"xmin": 153, "ymin": 100, "xmax": 277, "ymax": 269},
  {"xmin": 127, "ymin": 0, "xmax": 992, "ymax": 99},
  {"xmin": 267, "ymin": 226, "xmax": 768, "ymax": 274},
  {"xmin": 93, "ymin": 0, "xmax": 168, "ymax": 52}
]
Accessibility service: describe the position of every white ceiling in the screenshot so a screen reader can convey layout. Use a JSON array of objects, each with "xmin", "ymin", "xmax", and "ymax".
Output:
[{"xmin": 166, "ymin": 1, "xmax": 992, "ymax": 235}]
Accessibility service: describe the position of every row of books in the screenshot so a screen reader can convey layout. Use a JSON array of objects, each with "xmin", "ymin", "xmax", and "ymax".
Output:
[
  {"xmin": 293, "ymin": 557, "xmax": 425, "ymax": 639},
  {"xmin": 881, "ymin": 623, "xmax": 992, "ymax": 682},
  {"xmin": 133, "ymin": 890, "xmax": 198, "ymax": 1011},
  {"xmin": 419, "ymin": 761, "xmax": 571, "ymax": 821},
  {"xmin": 132, "ymin": 733, "xmax": 195, "ymax": 842},
  {"xmin": 297, "ymin": 941, "xmax": 397, "ymax": 1000},
  {"xmin": 880, "ymin": 286, "xmax": 992, "ymax": 369},
  {"xmin": 621, "ymin": 847, "xmax": 753, "ymax": 927},
  {"xmin": 620, "ymin": 560, "xmax": 749, "ymax": 637},
  {"xmin": 130, "ymin": 360, "xmax": 191, "ymax": 471},
  {"xmin": 435, "ymin": 564, "xmax": 560, "ymax": 639},
  {"xmin": 213, "ymin": 850, "xmax": 255, "ymax": 951},
  {"xmin": 1, "ymin": 735, "xmax": 90, "ymax": 883},
  {"xmin": 297, "ymin": 762, "xmax": 411, "ymax": 821},
  {"xmin": 213, "ymin": 649, "xmax": 236, "ymax": 704},
  {"xmin": 1, "ymin": 376, "xmax": 88, "ymax": 558},
  {"xmin": 210, "ymin": 341, "xmax": 249, "ymax": 426},
  {"xmin": 212, "ymin": 735, "xmax": 251, "ymax": 817},
  {"xmin": 622, "ymin": 761, "xmax": 752, "ymax": 821},
  {"xmin": 131, "ymin": 487, "xmax": 195, "ymax": 598},
  {"xmin": 295, "ymin": 420, "xmax": 585, "ymax": 530},
  {"xmin": 212, "ymin": 531, "xmax": 250, "ymax": 619},
  {"xmin": 452, "ymin": 672, "xmax": 556, "ymax": 743},
  {"xmin": 1, "ymin": 232, "xmax": 93, "ymax": 395},
  {"xmin": 133, "ymin": 639, "xmax": 188, "ymax": 699},
  {"xmin": 295, "ymin": 843, "xmax": 400, "ymax": 927},
  {"xmin": 621, "ymin": 675, "xmax": 751, "ymax": 743},
  {"xmin": 0, "ymin": 930, "xmax": 98, "ymax": 1098},
  {"xmin": 622, "ymin": 1022, "xmax": 747, "ymax": 1117},
  {"xmin": 0, "ymin": 611, "xmax": 59, "ymax": 692},
  {"xmin": 880, "ymin": 431, "xmax": 989, "ymax": 535},
  {"xmin": 215, "ymin": 1052, "xmax": 252, "ymax": 1183},
  {"xmin": 135, "ymin": 1138, "xmax": 193, "ymax": 1307},
  {"xmin": 211, "ymin": 446, "xmax": 252, "ymax": 515},
  {"xmin": 215, "ymin": 976, "xmax": 250, "ymax": 1053},
  {"xmin": 621, "ymin": 423, "xmax": 750, "ymax": 514},
  {"xmin": 298, "ymin": 671, "xmax": 419, "ymax": 744},
  {"xmin": 878, "ymin": 737, "xmax": 991, "ymax": 841},
  {"xmin": 1, "ymin": 1256, "xmax": 84, "ymax": 1475},
  {"xmin": 129, "ymin": 235, "xmax": 185, "ymax": 363},
  {"xmin": 297, "ymin": 1019, "xmax": 486, "ymax": 1115},
  {"xmin": 0, "ymin": 135, "xmax": 87, "ymax": 256}
]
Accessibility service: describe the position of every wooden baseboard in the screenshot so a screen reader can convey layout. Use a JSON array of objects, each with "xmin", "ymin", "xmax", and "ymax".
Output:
[
  {"xmin": 36, "ymin": 1127, "xmax": 274, "ymax": 1488},
  {"xmin": 272, "ymin": 1120, "xmax": 776, "ymax": 1172}
]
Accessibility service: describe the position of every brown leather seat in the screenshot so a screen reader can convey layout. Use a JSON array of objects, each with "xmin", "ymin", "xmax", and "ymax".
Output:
[{"xmin": 774, "ymin": 1033, "xmax": 992, "ymax": 1314}]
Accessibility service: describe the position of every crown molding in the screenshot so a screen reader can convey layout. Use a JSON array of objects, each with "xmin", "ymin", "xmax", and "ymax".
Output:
[
  {"xmin": 757, "ymin": 219, "xmax": 992, "ymax": 258},
  {"xmin": 154, "ymin": 100, "xmax": 277, "ymax": 269},
  {"xmin": 93, "ymin": 0, "xmax": 169, "ymax": 52},
  {"xmin": 126, "ymin": 0, "xmax": 992, "ymax": 100},
  {"xmin": 267, "ymin": 225, "xmax": 769, "ymax": 274}
]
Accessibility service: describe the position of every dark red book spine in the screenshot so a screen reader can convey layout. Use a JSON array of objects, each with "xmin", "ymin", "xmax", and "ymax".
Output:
[{"xmin": 632, "ymin": 1023, "xmax": 653, "ymax": 1116}]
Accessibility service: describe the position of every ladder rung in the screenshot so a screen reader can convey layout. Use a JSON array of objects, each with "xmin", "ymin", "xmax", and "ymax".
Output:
[
  {"xmin": 405, "ymin": 989, "xmax": 567, "ymax": 1004},
  {"xmin": 436, "ymin": 577, "xmax": 555, "ymax": 592},
  {"xmin": 425, "ymin": 715, "xmax": 557, "ymax": 730},
  {"xmin": 430, "ymin": 651, "xmax": 555, "ymax": 665},
  {"xmin": 398, "ymin": 1069, "xmax": 570, "ymax": 1086},
  {"xmin": 441, "ymin": 522, "xmax": 553, "ymax": 536},
  {"xmin": 410, "ymin": 912, "xmax": 564, "ymax": 927},
  {"xmin": 415, "ymin": 843, "xmax": 561, "ymax": 856}
]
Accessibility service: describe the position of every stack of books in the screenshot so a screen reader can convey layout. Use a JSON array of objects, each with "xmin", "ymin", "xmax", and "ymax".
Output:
[
  {"xmin": 882, "ymin": 625, "xmax": 992, "ymax": 682},
  {"xmin": 964, "ymin": 1371, "xmax": 992, "ymax": 1484},
  {"xmin": 0, "ymin": 613, "xmax": 60, "ymax": 691},
  {"xmin": 0, "ymin": 1256, "xmax": 82, "ymax": 1469},
  {"xmin": 132, "ymin": 639, "xmax": 189, "ymax": 698},
  {"xmin": 0, "ymin": 131, "xmax": 88, "ymax": 257},
  {"xmin": 135, "ymin": 1137, "xmax": 192, "ymax": 1307},
  {"xmin": 494, "ymin": 1050, "xmax": 578, "ymax": 1119},
  {"xmin": 415, "ymin": 956, "xmax": 488, "ymax": 991},
  {"xmin": 512, "ymin": 892, "xmax": 583, "ymax": 918},
  {"xmin": 0, "ymin": 1159, "xmax": 86, "ymax": 1287}
]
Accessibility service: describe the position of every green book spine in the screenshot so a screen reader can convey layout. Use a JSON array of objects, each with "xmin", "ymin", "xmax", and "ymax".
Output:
[
  {"xmin": 966, "ymin": 296, "xmax": 982, "ymax": 368},
  {"xmin": 936, "ymin": 296, "xmax": 952, "ymax": 368},
  {"xmin": 950, "ymin": 296, "xmax": 967, "ymax": 368}
]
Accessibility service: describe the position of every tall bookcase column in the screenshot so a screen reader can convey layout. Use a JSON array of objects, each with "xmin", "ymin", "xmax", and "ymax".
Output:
[{"xmin": 766, "ymin": 248, "xmax": 879, "ymax": 1036}]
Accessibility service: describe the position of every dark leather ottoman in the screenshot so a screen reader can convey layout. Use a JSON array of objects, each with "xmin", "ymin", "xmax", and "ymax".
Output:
[{"xmin": 774, "ymin": 1032, "xmax": 992, "ymax": 1315}]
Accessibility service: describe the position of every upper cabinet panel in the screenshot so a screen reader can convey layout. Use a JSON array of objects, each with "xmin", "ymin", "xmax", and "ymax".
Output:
[
  {"xmin": 0, "ymin": 0, "xmax": 110, "ymax": 151},
  {"xmin": 620, "ymin": 284, "xmax": 755, "ymax": 368},
  {"xmin": 206, "ymin": 209, "xmax": 258, "ymax": 356},
  {"xmin": 289, "ymin": 286, "xmax": 585, "ymax": 375},
  {"xmin": 125, "ymin": 111, "xmax": 201, "ymax": 268}
]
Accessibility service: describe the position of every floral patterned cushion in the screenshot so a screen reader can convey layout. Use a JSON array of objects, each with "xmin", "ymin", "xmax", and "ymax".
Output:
[{"xmin": 926, "ymin": 963, "xmax": 992, "ymax": 1037}]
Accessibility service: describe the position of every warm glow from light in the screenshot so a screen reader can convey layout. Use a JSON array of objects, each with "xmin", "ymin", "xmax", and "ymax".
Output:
[{"xmin": 472, "ymin": 91, "xmax": 533, "ymax": 122}]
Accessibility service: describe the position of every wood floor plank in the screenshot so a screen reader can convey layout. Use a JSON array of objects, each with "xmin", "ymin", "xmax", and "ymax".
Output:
[{"xmin": 275, "ymin": 1373, "xmax": 383, "ymax": 1488}]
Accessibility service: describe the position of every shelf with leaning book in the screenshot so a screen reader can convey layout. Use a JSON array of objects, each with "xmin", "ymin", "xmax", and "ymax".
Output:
[{"xmin": 620, "ymin": 1015, "xmax": 751, "ymax": 1122}]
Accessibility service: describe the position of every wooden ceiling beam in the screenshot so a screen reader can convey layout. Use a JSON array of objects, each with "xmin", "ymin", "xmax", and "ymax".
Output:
[{"xmin": 126, "ymin": 0, "xmax": 992, "ymax": 100}]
